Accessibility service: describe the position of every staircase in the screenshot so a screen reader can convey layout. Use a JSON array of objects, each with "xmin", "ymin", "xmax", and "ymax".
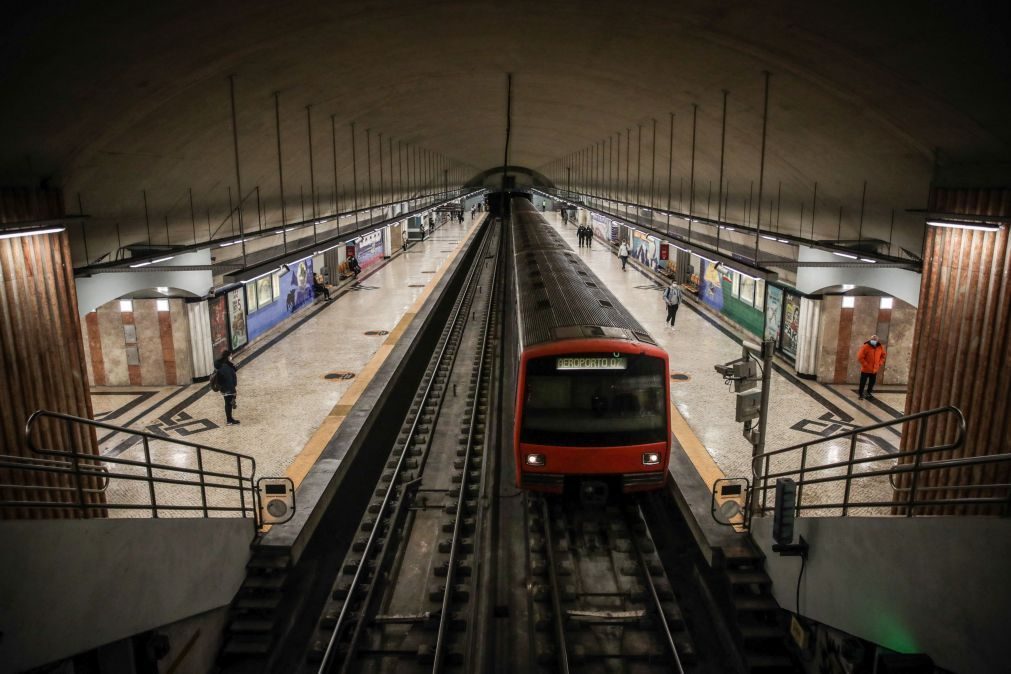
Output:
[{"xmin": 220, "ymin": 546, "xmax": 292, "ymax": 665}]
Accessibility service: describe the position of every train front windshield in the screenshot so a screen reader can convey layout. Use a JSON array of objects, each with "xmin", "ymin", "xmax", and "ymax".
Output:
[{"xmin": 521, "ymin": 353, "xmax": 667, "ymax": 447}]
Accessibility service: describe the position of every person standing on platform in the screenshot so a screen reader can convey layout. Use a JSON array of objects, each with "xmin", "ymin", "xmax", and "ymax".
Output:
[
  {"xmin": 586, "ymin": 225, "xmax": 592, "ymax": 248},
  {"xmin": 576, "ymin": 225, "xmax": 584, "ymax": 247},
  {"xmin": 663, "ymin": 280, "xmax": 682, "ymax": 328},
  {"xmin": 214, "ymin": 351, "xmax": 239, "ymax": 426},
  {"xmin": 618, "ymin": 241, "xmax": 630, "ymax": 270},
  {"xmin": 856, "ymin": 335, "xmax": 887, "ymax": 400}
]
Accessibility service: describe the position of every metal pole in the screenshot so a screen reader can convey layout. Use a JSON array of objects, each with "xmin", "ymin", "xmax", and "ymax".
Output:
[
  {"xmin": 331, "ymin": 114, "xmax": 339, "ymax": 216},
  {"xmin": 753, "ymin": 71, "xmax": 770, "ymax": 264},
  {"xmin": 776, "ymin": 181, "xmax": 782, "ymax": 232},
  {"xmin": 255, "ymin": 185, "xmax": 262, "ymax": 230},
  {"xmin": 649, "ymin": 118, "xmax": 656, "ymax": 211},
  {"xmin": 379, "ymin": 132, "xmax": 385, "ymax": 209},
  {"xmin": 227, "ymin": 75, "xmax": 247, "ymax": 266},
  {"xmin": 366, "ymin": 128, "xmax": 373, "ymax": 212},
  {"xmin": 77, "ymin": 193, "xmax": 90, "ymax": 262},
  {"xmin": 188, "ymin": 188, "xmax": 196, "ymax": 244},
  {"xmin": 142, "ymin": 189, "xmax": 151, "ymax": 245},
  {"xmin": 306, "ymin": 106, "xmax": 317, "ymax": 243},
  {"xmin": 636, "ymin": 125, "xmax": 643, "ymax": 217},
  {"xmin": 752, "ymin": 339, "xmax": 775, "ymax": 513},
  {"xmin": 274, "ymin": 92, "xmax": 287, "ymax": 233},
  {"xmin": 164, "ymin": 214, "xmax": 170, "ymax": 245},
  {"xmin": 716, "ymin": 90, "xmax": 728, "ymax": 251},
  {"xmin": 857, "ymin": 179, "xmax": 867, "ymax": 241},
  {"xmin": 688, "ymin": 104, "xmax": 697, "ymax": 243},
  {"xmin": 811, "ymin": 181, "xmax": 818, "ymax": 239},
  {"xmin": 625, "ymin": 128, "xmax": 631, "ymax": 220},
  {"xmin": 666, "ymin": 113, "xmax": 674, "ymax": 236},
  {"xmin": 350, "ymin": 122, "xmax": 359, "ymax": 228}
]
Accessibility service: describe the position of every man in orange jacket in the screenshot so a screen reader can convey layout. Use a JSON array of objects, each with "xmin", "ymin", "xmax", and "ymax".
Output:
[{"xmin": 856, "ymin": 334, "xmax": 886, "ymax": 400}]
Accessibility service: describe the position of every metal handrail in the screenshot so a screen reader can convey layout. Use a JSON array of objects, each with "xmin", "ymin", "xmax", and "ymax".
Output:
[
  {"xmin": 0, "ymin": 454, "xmax": 111, "ymax": 492},
  {"xmin": 1, "ymin": 410, "xmax": 260, "ymax": 526},
  {"xmin": 746, "ymin": 406, "xmax": 1011, "ymax": 519}
]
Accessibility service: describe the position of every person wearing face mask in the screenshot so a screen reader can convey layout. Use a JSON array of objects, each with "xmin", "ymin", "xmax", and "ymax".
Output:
[{"xmin": 856, "ymin": 334, "xmax": 887, "ymax": 400}]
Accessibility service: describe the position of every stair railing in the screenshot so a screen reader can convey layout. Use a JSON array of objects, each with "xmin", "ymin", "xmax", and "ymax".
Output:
[
  {"xmin": 747, "ymin": 405, "xmax": 1011, "ymax": 520},
  {"xmin": 0, "ymin": 410, "xmax": 261, "ymax": 526}
]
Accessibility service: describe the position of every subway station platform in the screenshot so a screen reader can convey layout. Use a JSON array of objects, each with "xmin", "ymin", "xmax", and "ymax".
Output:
[
  {"xmin": 88, "ymin": 207, "xmax": 909, "ymax": 515},
  {"xmin": 539, "ymin": 209, "xmax": 907, "ymax": 510},
  {"xmin": 90, "ymin": 215, "xmax": 482, "ymax": 510}
]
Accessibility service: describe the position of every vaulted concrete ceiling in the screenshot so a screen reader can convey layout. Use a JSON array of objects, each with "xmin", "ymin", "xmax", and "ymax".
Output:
[{"xmin": 1, "ymin": 0, "xmax": 1008, "ymax": 259}]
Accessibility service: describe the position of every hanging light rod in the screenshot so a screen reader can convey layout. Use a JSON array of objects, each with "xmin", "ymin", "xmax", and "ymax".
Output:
[
  {"xmin": 925, "ymin": 219, "xmax": 1002, "ymax": 232},
  {"xmin": 0, "ymin": 226, "xmax": 65, "ymax": 240},
  {"xmin": 908, "ymin": 208, "xmax": 1008, "ymax": 231}
]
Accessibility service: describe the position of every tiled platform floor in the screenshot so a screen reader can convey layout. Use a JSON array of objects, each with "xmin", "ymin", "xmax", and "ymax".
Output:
[
  {"xmin": 543, "ymin": 212, "xmax": 910, "ymax": 514},
  {"xmin": 90, "ymin": 217, "xmax": 480, "ymax": 517}
]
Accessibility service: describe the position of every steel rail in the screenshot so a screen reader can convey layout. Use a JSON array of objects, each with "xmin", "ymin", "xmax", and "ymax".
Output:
[
  {"xmin": 630, "ymin": 504, "xmax": 685, "ymax": 674},
  {"xmin": 317, "ymin": 220, "xmax": 494, "ymax": 674},
  {"xmin": 433, "ymin": 224, "xmax": 500, "ymax": 671},
  {"xmin": 540, "ymin": 498, "xmax": 571, "ymax": 674}
]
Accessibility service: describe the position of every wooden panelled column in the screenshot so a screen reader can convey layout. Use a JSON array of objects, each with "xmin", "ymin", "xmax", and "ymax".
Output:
[
  {"xmin": 0, "ymin": 188, "xmax": 103, "ymax": 518},
  {"xmin": 898, "ymin": 188, "xmax": 1010, "ymax": 514}
]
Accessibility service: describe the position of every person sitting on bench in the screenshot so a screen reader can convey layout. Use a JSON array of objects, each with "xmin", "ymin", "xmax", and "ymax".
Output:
[{"xmin": 312, "ymin": 272, "xmax": 332, "ymax": 301}]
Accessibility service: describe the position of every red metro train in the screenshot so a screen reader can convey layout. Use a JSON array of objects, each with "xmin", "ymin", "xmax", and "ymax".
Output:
[{"xmin": 511, "ymin": 196, "xmax": 671, "ymax": 497}]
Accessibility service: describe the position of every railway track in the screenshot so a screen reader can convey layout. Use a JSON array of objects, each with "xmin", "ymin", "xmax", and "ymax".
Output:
[
  {"xmin": 304, "ymin": 217, "xmax": 502, "ymax": 673},
  {"xmin": 526, "ymin": 494, "xmax": 696, "ymax": 673}
]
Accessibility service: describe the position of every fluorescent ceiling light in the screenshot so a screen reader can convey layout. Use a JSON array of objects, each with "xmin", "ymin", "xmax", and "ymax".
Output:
[
  {"xmin": 778, "ymin": 239, "xmax": 790, "ymax": 244},
  {"xmin": 833, "ymin": 252, "xmax": 858, "ymax": 259},
  {"xmin": 860, "ymin": 258, "xmax": 877, "ymax": 264},
  {"xmin": 761, "ymin": 235, "xmax": 777, "ymax": 241},
  {"xmin": 0, "ymin": 226, "xmax": 65, "ymax": 240},
  {"xmin": 152, "ymin": 256, "xmax": 174, "ymax": 264},
  {"xmin": 926, "ymin": 219, "xmax": 1000, "ymax": 232},
  {"xmin": 842, "ymin": 284, "xmax": 855, "ymax": 290},
  {"xmin": 129, "ymin": 261, "xmax": 152, "ymax": 268}
]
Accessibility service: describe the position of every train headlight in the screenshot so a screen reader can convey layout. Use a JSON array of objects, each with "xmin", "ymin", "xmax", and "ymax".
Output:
[
  {"xmin": 642, "ymin": 452, "xmax": 661, "ymax": 465},
  {"xmin": 526, "ymin": 454, "xmax": 546, "ymax": 467}
]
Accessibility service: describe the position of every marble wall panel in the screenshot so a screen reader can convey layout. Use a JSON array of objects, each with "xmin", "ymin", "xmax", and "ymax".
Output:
[
  {"xmin": 887, "ymin": 299, "xmax": 915, "ymax": 389},
  {"xmin": 133, "ymin": 301, "xmax": 165, "ymax": 385},
  {"xmin": 814, "ymin": 295, "xmax": 913, "ymax": 385},
  {"xmin": 96, "ymin": 305, "xmax": 129, "ymax": 385},
  {"xmin": 169, "ymin": 299, "xmax": 192, "ymax": 383},
  {"xmin": 817, "ymin": 296, "xmax": 841, "ymax": 382},
  {"xmin": 81, "ymin": 300, "xmax": 195, "ymax": 386}
]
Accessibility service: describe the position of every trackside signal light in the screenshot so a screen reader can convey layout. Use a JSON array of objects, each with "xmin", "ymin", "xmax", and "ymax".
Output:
[
  {"xmin": 526, "ymin": 454, "xmax": 546, "ymax": 466},
  {"xmin": 642, "ymin": 452, "xmax": 661, "ymax": 465}
]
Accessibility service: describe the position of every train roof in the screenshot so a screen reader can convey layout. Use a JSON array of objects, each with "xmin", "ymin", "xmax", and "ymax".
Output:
[{"xmin": 511, "ymin": 198, "xmax": 657, "ymax": 349}]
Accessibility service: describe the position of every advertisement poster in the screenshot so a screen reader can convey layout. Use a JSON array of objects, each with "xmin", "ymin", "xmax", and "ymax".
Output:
[
  {"xmin": 781, "ymin": 291, "xmax": 801, "ymax": 357},
  {"xmin": 764, "ymin": 285, "xmax": 784, "ymax": 344},
  {"xmin": 699, "ymin": 260, "xmax": 724, "ymax": 312},
  {"xmin": 357, "ymin": 230, "xmax": 384, "ymax": 271},
  {"xmin": 227, "ymin": 288, "xmax": 248, "ymax": 350},
  {"xmin": 246, "ymin": 257, "xmax": 314, "ymax": 342},
  {"xmin": 209, "ymin": 295, "xmax": 229, "ymax": 358},
  {"xmin": 631, "ymin": 230, "xmax": 659, "ymax": 270}
]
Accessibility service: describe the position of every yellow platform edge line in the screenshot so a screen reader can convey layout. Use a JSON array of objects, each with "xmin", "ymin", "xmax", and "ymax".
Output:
[
  {"xmin": 284, "ymin": 219, "xmax": 484, "ymax": 488},
  {"xmin": 669, "ymin": 401, "xmax": 726, "ymax": 490}
]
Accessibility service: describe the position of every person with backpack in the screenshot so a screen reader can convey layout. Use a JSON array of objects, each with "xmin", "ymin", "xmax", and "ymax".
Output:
[
  {"xmin": 212, "ymin": 350, "xmax": 239, "ymax": 425},
  {"xmin": 663, "ymin": 280, "xmax": 682, "ymax": 328},
  {"xmin": 618, "ymin": 241, "xmax": 630, "ymax": 271}
]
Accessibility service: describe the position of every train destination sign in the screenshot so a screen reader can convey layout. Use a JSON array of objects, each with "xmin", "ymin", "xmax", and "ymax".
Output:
[{"xmin": 556, "ymin": 356, "xmax": 628, "ymax": 370}]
